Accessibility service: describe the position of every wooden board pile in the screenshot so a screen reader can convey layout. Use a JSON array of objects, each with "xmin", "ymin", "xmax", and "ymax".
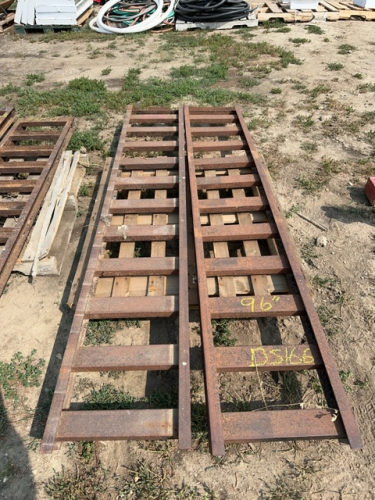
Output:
[
  {"xmin": 15, "ymin": 0, "xmax": 93, "ymax": 26},
  {"xmin": 254, "ymin": 0, "xmax": 375, "ymax": 22},
  {"xmin": 14, "ymin": 150, "xmax": 85, "ymax": 277}
]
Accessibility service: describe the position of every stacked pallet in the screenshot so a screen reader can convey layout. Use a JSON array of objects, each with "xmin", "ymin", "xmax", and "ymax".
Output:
[
  {"xmin": 15, "ymin": 0, "xmax": 93, "ymax": 26},
  {"xmin": 254, "ymin": 0, "xmax": 375, "ymax": 22}
]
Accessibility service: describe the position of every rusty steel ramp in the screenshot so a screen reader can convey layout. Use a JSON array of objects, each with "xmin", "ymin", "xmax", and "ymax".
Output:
[
  {"xmin": 41, "ymin": 105, "xmax": 361, "ymax": 455},
  {"xmin": 184, "ymin": 105, "xmax": 363, "ymax": 455},
  {"xmin": 41, "ymin": 106, "xmax": 191, "ymax": 453},
  {"xmin": 0, "ymin": 117, "xmax": 74, "ymax": 295}
]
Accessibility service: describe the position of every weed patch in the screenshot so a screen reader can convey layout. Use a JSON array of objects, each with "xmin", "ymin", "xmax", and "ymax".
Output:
[
  {"xmin": 306, "ymin": 25, "xmax": 324, "ymax": 35},
  {"xmin": 84, "ymin": 320, "xmax": 123, "ymax": 345},
  {"xmin": 327, "ymin": 62, "xmax": 344, "ymax": 71},
  {"xmin": 289, "ymin": 38, "xmax": 310, "ymax": 46},
  {"xmin": 338, "ymin": 43, "xmax": 356, "ymax": 54},
  {"xmin": 0, "ymin": 350, "xmax": 45, "ymax": 404},
  {"xmin": 212, "ymin": 320, "xmax": 237, "ymax": 346},
  {"xmin": 293, "ymin": 114, "xmax": 314, "ymax": 131},
  {"xmin": 44, "ymin": 465, "xmax": 107, "ymax": 500},
  {"xmin": 69, "ymin": 128, "xmax": 105, "ymax": 152},
  {"xmin": 25, "ymin": 73, "xmax": 45, "ymax": 86}
]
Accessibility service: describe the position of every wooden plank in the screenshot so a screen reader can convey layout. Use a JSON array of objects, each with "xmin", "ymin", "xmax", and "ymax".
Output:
[
  {"xmin": 57, "ymin": 409, "xmax": 177, "ymax": 441},
  {"xmin": 38, "ymin": 151, "xmax": 79, "ymax": 260},
  {"xmin": 222, "ymin": 410, "xmax": 345, "ymax": 443},
  {"xmin": 205, "ymin": 170, "xmax": 237, "ymax": 298},
  {"xmin": 21, "ymin": 151, "xmax": 70, "ymax": 263},
  {"xmin": 113, "ymin": 169, "xmax": 142, "ymax": 299},
  {"xmin": 147, "ymin": 169, "xmax": 168, "ymax": 297}
]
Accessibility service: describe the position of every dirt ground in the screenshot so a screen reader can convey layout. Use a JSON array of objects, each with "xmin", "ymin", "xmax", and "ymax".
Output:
[{"xmin": 1, "ymin": 17, "xmax": 375, "ymax": 500}]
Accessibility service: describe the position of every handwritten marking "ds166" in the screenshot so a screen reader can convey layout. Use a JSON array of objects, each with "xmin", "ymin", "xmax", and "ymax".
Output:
[{"xmin": 249, "ymin": 347, "xmax": 315, "ymax": 367}]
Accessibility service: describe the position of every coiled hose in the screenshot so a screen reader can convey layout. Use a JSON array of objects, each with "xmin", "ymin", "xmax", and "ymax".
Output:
[
  {"xmin": 90, "ymin": 0, "xmax": 175, "ymax": 33},
  {"xmin": 175, "ymin": 0, "xmax": 251, "ymax": 22}
]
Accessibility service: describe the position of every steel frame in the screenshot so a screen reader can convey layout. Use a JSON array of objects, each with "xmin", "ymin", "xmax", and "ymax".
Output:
[
  {"xmin": 41, "ymin": 106, "xmax": 191, "ymax": 453},
  {"xmin": 0, "ymin": 117, "xmax": 74, "ymax": 296},
  {"xmin": 184, "ymin": 105, "xmax": 362, "ymax": 455},
  {"xmin": 41, "ymin": 106, "xmax": 362, "ymax": 455}
]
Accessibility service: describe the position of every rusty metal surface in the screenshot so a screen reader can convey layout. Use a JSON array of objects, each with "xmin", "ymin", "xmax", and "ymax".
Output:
[
  {"xmin": 41, "ymin": 106, "xmax": 191, "ymax": 453},
  {"xmin": 41, "ymin": 105, "xmax": 362, "ymax": 456},
  {"xmin": 0, "ymin": 117, "xmax": 74, "ymax": 296},
  {"xmin": 185, "ymin": 105, "xmax": 362, "ymax": 454},
  {"xmin": 0, "ymin": 107, "xmax": 15, "ymax": 140}
]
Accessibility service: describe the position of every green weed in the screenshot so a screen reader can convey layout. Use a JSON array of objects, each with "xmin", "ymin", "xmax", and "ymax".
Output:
[
  {"xmin": 69, "ymin": 128, "xmax": 105, "ymax": 152},
  {"xmin": 289, "ymin": 38, "xmax": 310, "ymax": 46},
  {"xmin": 44, "ymin": 465, "xmax": 107, "ymax": 500},
  {"xmin": 0, "ymin": 350, "xmax": 45, "ymax": 404},
  {"xmin": 25, "ymin": 73, "xmax": 45, "ymax": 86},
  {"xmin": 84, "ymin": 320, "xmax": 122, "ymax": 346},
  {"xmin": 285, "ymin": 204, "xmax": 300, "ymax": 219},
  {"xmin": 212, "ymin": 320, "xmax": 237, "ymax": 346},
  {"xmin": 338, "ymin": 44, "xmax": 356, "ymax": 54},
  {"xmin": 78, "ymin": 183, "xmax": 94, "ymax": 197},
  {"xmin": 306, "ymin": 25, "xmax": 324, "ymax": 35},
  {"xmin": 301, "ymin": 240, "xmax": 318, "ymax": 267},
  {"xmin": 353, "ymin": 72, "xmax": 363, "ymax": 79},
  {"xmin": 310, "ymin": 275, "xmax": 336, "ymax": 288},
  {"xmin": 84, "ymin": 384, "xmax": 135, "ymax": 410},
  {"xmin": 327, "ymin": 62, "xmax": 344, "ymax": 71},
  {"xmin": 293, "ymin": 114, "xmax": 314, "ymax": 130},
  {"xmin": 101, "ymin": 67, "xmax": 112, "ymax": 76},
  {"xmin": 301, "ymin": 141, "xmax": 318, "ymax": 152},
  {"xmin": 270, "ymin": 87, "xmax": 282, "ymax": 94},
  {"xmin": 239, "ymin": 77, "xmax": 260, "ymax": 88},
  {"xmin": 309, "ymin": 84, "xmax": 331, "ymax": 99}
]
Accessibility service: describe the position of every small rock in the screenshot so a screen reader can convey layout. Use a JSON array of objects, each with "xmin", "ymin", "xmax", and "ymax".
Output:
[
  {"xmin": 316, "ymin": 236, "xmax": 327, "ymax": 247},
  {"xmin": 56, "ymin": 353, "xmax": 62, "ymax": 360},
  {"xmin": 80, "ymin": 146, "xmax": 87, "ymax": 154}
]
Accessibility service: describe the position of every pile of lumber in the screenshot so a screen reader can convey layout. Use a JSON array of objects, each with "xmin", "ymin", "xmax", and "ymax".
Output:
[
  {"xmin": 254, "ymin": 0, "xmax": 375, "ymax": 22},
  {"xmin": 15, "ymin": 0, "xmax": 93, "ymax": 26},
  {"xmin": 15, "ymin": 151, "xmax": 85, "ymax": 277}
]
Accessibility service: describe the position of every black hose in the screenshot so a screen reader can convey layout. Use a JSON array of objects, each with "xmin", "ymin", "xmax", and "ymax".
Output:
[{"xmin": 175, "ymin": 0, "xmax": 251, "ymax": 22}]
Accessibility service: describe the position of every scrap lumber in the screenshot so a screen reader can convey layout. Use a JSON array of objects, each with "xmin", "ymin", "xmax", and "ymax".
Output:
[
  {"xmin": 254, "ymin": 0, "xmax": 375, "ymax": 21},
  {"xmin": 13, "ymin": 151, "xmax": 84, "ymax": 276}
]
